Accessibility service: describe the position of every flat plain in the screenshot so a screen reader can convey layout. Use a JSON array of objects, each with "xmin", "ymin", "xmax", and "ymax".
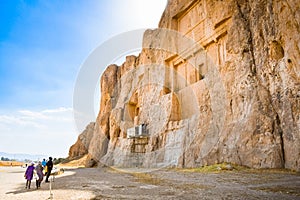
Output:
[{"xmin": 0, "ymin": 166, "xmax": 299, "ymax": 199}]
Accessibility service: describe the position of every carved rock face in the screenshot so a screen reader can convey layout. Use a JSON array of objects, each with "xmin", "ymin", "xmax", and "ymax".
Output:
[{"xmin": 69, "ymin": 0, "xmax": 300, "ymax": 171}]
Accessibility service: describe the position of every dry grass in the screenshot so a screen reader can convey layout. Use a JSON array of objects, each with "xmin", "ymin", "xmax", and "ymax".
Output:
[
  {"xmin": 107, "ymin": 167, "xmax": 165, "ymax": 185},
  {"xmin": 176, "ymin": 163, "xmax": 248, "ymax": 173},
  {"xmin": 0, "ymin": 161, "xmax": 24, "ymax": 167},
  {"xmin": 131, "ymin": 172, "xmax": 165, "ymax": 185},
  {"xmin": 58, "ymin": 155, "xmax": 87, "ymax": 168},
  {"xmin": 244, "ymin": 168, "xmax": 299, "ymax": 174},
  {"xmin": 175, "ymin": 163, "xmax": 299, "ymax": 175}
]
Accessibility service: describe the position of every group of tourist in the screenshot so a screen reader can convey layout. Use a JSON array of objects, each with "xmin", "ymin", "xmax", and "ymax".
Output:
[{"xmin": 24, "ymin": 157, "xmax": 53, "ymax": 189}]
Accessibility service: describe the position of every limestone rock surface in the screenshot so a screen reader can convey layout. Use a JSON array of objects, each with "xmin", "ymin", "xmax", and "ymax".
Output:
[
  {"xmin": 68, "ymin": 122, "xmax": 95, "ymax": 159},
  {"xmin": 69, "ymin": 0, "xmax": 300, "ymax": 171}
]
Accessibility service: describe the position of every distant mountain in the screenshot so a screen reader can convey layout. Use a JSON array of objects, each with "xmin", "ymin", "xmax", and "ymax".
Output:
[{"xmin": 0, "ymin": 152, "xmax": 48, "ymax": 162}]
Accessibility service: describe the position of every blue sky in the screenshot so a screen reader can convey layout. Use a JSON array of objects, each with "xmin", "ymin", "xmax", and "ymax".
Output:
[{"xmin": 0, "ymin": 0, "xmax": 167, "ymax": 158}]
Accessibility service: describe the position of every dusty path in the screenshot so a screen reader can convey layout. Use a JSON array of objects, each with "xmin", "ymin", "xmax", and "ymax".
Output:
[
  {"xmin": 0, "ymin": 166, "xmax": 299, "ymax": 199},
  {"xmin": 0, "ymin": 166, "xmax": 94, "ymax": 199}
]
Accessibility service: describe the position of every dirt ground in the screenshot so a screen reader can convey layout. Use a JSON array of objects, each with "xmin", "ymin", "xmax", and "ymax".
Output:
[{"xmin": 0, "ymin": 166, "xmax": 299, "ymax": 200}]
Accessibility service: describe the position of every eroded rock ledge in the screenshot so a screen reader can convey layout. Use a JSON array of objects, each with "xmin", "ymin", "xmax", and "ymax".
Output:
[{"xmin": 69, "ymin": 0, "xmax": 300, "ymax": 171}]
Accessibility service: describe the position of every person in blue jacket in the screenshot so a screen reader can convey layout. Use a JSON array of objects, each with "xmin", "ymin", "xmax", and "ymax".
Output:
[{"xmin": 41, "ymin": 158, "xmax": 46, "ymax": 167}]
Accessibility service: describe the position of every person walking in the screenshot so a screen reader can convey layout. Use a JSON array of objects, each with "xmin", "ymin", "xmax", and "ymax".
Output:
[
  {"xmin": 45, "ymin": 157, "xmax": 53, "ymax": 183},
  {"xmin": 41, "ymin": 158, "xmax": 46, "ymax": 167},
  {"xmin": 35, "ymin": 161, "xmax": 44, "ymax": 189},
  {"xmin": 24, "ymin": 162, "xmax": 35, "ymax": 189}
]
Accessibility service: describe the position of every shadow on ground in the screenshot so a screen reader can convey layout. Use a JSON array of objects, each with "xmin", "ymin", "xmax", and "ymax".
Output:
[{"xmin": 4, "ymin": 167, "xmax": 300, "ymax": 200}]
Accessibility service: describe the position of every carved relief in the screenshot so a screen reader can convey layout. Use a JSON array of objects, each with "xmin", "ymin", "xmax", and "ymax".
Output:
[
  {"xmin": 164, "ymin": 0, "xmax": 231, "ymax": 94},
  {"xmin": 178, "ymin": 0, "xmax": 206, "ymax": 35}
]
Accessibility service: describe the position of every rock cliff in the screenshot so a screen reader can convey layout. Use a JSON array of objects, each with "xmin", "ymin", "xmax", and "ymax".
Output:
[
  {"xmin": 69, "ymin": 0, "xmax": 300, "ymax": 171},
  {"xmin": 68, "ymin": 122, "xmax": 95, "ymax": 159}
]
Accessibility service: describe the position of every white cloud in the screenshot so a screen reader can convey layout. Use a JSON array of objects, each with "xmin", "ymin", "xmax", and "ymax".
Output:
[
  {"xmin": 0, "ymin": 107, "xmax": 77, "ymax": 157},
  {"xmin": 0, "ymin": 114, "xmax": 43, "ymax": 128},
  {"xmin": 42, "ymin": 107, "xmax": 72, "ymax": 113},
  {"xmin": 16, "ymin": 107, "xmax": 73, "ymax": 122},
  {"xmin": 18, "ymin": 110, "xmax": 49, "ymax": 120}
]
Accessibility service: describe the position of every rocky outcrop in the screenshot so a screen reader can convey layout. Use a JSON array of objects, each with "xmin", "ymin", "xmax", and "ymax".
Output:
[
  {"xmin": 69, "ymin": 0, "xmax": 300, "ymax": 171},
  {"xmin": 68, "ymin": 122, "xmax": 95, "ymax": 159}
]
